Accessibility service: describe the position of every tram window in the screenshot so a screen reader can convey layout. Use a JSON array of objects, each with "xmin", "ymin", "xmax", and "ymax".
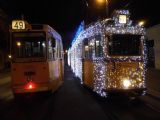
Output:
[
  {"xmin": 56, "ymin": 41, "xmax": 61, "ymax": 59},
  {"xmin": 95, "ymin": 35, "xmax": 103, "ymax": 57},
  {"xmin": 88, "ymin": 38, "xmax": 94, "ymax": 59},
  {"xmin": 83, "ymin": 39, "xmax": 89, "ymax": 59},
  {"xmin": 108, "ymin": 34, "xmax": 141, "ymax": 56},
  {"xmin": 48, "ymin": 40, "xmax": 53, "ymax": 60},
  {"xmin": 51, "ymin": 37, "xmax": 56, "ymax": 60},
  {"xmin": 51, "ymin": 38, "xmax": 56, "ymax": 48},
  {"xmin": 60, "ymin": 42, "xmax": 63, "ymax": 59},
  {"xmin": 58, "ymin": 41, "xmax": 62, "ymax": 59},
  {"xmin": 13, "ymin": 32, "xmax": 46, "ymax": 58}
]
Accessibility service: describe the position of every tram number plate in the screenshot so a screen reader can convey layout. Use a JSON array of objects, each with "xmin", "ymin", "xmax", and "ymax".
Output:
[{"xmin": 12, "ymin": 20, "xmax": 25, "ymax": 30}]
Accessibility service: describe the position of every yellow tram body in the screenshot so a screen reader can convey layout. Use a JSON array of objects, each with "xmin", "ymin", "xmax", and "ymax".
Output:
[
  {"xmin": 68, "ymin": 10, "xmax": 147, "ymax": 97},
  {"xmin": 10, "ymin": 20, "xmax": 64, "ymax": 94}
]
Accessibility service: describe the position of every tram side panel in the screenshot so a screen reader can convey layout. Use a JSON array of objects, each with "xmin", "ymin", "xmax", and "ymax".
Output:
[
  {"xmin": 47, "ymin": 38, "xmax": 64, "ymax": 92},
  {"xmin": 48, "ymin": 60, "xmax": 63, "ymax": 92}
]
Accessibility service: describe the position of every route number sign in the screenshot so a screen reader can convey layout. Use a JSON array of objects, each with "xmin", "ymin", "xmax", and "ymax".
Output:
[
  {"xmin": 12, "ymin": 20, "xmax": 25, "ymax": 30},
  {"xmin": 119, "ymin": 15, "xmax": 127, "ymax": 24}
]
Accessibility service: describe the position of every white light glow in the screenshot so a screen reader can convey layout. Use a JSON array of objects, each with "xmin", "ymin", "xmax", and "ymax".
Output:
[
  {"xmin": 123, "ymin": 79, "xmax": 131, "ymax": 89},
  {"xmin": 8, "ymin": 54, "xmax": 12, "ymax": 59}
]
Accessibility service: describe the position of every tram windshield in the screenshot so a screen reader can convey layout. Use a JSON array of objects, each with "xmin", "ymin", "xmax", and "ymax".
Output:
[
  {"xmin": 108, "ymin": 34, "xmax": 142, "ymax": 56},
  {"xmin": 12, "ymin": 32, "xmax": 46, "ymax": 58}
]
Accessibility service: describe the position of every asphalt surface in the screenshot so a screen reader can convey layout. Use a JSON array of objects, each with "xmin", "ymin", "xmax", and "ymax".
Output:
[
  {"xmin": 0, "ymin": 64, "xmax": 160, "ymax": 120},
  {"xmin": 0, "ymin": 65, "xmax": 109, "ymax": 120},
  {"xmin": 44, "ymin": 65, "xmax": 109, "ymax": 120}
]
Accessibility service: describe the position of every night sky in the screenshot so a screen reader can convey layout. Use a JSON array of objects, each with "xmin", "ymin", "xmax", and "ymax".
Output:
[{"xmin": 0, "ymin": 0, "xmax": 159, "ymax": 49}]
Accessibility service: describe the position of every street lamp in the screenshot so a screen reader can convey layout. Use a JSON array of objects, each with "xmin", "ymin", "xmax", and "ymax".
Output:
[
  {"xmin": 138, "ymin": 20, "xmax": 145, "ymax": 27},
  {"xmin": 96, "ymin": 0, "xmax": 105, "ymax": 4},
  {"xmin": 82, "ymin": 0, "xmax": 89, "ymax": 24},
  {"xmin": 96, "ymin": 0, "xmax": 109, "ymax": 17}
]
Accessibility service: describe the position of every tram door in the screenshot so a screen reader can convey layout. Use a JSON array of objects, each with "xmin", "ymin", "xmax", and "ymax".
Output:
[{"xmin": 83, "ymin": 39, "xmax": 94, "ymax": 88}]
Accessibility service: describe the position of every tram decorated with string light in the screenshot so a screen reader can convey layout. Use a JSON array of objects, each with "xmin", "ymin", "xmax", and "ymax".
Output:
[{"xmin": 68, "ymin": 10, "xmax": 147, "ymax": 97}]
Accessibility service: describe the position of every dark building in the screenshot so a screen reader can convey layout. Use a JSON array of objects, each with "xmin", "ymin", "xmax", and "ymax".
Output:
[
  {"xmin": 147, "ymin": 24, "xmax": 160, "ymax": 69},
  {"xmin": 0, "ymin": 9, "xmax": 9, "ymax": 70}
]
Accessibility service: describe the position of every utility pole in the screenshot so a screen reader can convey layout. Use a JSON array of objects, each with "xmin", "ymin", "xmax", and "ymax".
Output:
[{"xmin": 105, "ymin": 0, "xmax": 109, "ymax": 17}]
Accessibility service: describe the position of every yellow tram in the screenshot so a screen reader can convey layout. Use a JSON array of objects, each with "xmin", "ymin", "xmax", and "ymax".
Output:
[
  {"xmin": 68, "ymin": 10, "xmax": 147, "ymax": 97},
  {"xmin": 9, "ymin": 20, "xmax": 64, "ymax": 94}
]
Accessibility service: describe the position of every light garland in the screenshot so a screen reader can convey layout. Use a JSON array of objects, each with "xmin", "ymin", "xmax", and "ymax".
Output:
[
  {"xmin": 93, "ymin": 58, "xmax": 106, "ymax": 97},
  {"xmin": 68, "ymin": 10, "xmax": 147, "ymax": 97}
]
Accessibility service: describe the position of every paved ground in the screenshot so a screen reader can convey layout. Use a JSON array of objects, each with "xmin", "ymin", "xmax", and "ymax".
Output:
[
  {"xmin": 0, "ymin": 65, "xmax": 160, "ymax": 120},
  {"xmin": 146, "ymin": 68, "xmax": 160, "ymax": 97},
  {"xmin": 139, "ymin": 68, "xmax": 160, "ymax": 112},
  {"xmin": 0, "ymin": 65, "xmax": 110, "ymax": 120},
  {"xmin": 48, "ymin": 65, "xmax": 109, "ymax": 120}
]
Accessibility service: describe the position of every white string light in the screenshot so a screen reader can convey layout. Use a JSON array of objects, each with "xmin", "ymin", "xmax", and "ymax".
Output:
[{"xmin": 68, "ymin": 10, "xmax": 147, "ymax": 97}]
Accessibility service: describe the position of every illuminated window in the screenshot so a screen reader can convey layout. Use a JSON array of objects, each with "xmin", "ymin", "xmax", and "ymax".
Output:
[
  {"xmin": 48, "ymin": 37, "xmax": 57, "ymax": 60},
  {"xmin": 88, "ymin": 38, "xmax": 94, "ymax": 59},
  {"xmin": 84, "ymin": 39, "xmax": 89, "ymax": 59},
  {"xmin": 13, "ymin": 32, "xmax": 46, "ymax": 59},
  {"xmin": 95, "ymin": 35, "xmax": 103, "ymax": 57}
]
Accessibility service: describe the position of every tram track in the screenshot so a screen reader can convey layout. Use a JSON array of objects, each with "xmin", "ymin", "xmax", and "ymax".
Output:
[
  {"xmin": 81, "ymin": 83, "xmax": 160, "ymax": 120},
  {"xmin": 139, "ymin": 93, "xmax": 160, "ymax": 113},
  {"xmin": 72, "ymin": 73, "xmax": 160, "ymax": 120},
  {"xmin": 102, "ymin": 97, "xmax": 159, "ymax": 120},
  {"xmin": 97, "ymin": 100, "xmax": 120, "ymax": 120},
  {"xmin": 80, "ymin": 88, "xmax": 121, "ymax": 120},
  {"xmin": 74, "ymin": 77, "xmax": 120, "ymax": 120},
  {"xmin": 97, "ymin": 96, "xmax": 136, "ymax": 120}
]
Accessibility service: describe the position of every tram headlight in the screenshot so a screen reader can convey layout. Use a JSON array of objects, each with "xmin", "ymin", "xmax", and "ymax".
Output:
[{"xmin": 122, "ymin": 79, "xmax": 131, "ymax": 89}]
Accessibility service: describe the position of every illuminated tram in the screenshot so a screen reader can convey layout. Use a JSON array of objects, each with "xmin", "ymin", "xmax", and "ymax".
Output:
[
  {"xmin": 68, "ymin": 10, "xmax": 147, "ymax": 97},
  {"xmin": 9, "ymin": 20, "xmax": 64, "ymax": 94}
]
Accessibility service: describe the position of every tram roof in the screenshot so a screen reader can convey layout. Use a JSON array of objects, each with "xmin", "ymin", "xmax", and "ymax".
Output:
[
  {"xmin": 44, "ymin": 25, "xmax": 62, "ymax": 41},
  {"xmin": 71, "ymin": 10, "xmax": 145, "ymax": 48},
  {"xmin": 10, "ymin": 21, "xmax": 62, "ymax": 41}
]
